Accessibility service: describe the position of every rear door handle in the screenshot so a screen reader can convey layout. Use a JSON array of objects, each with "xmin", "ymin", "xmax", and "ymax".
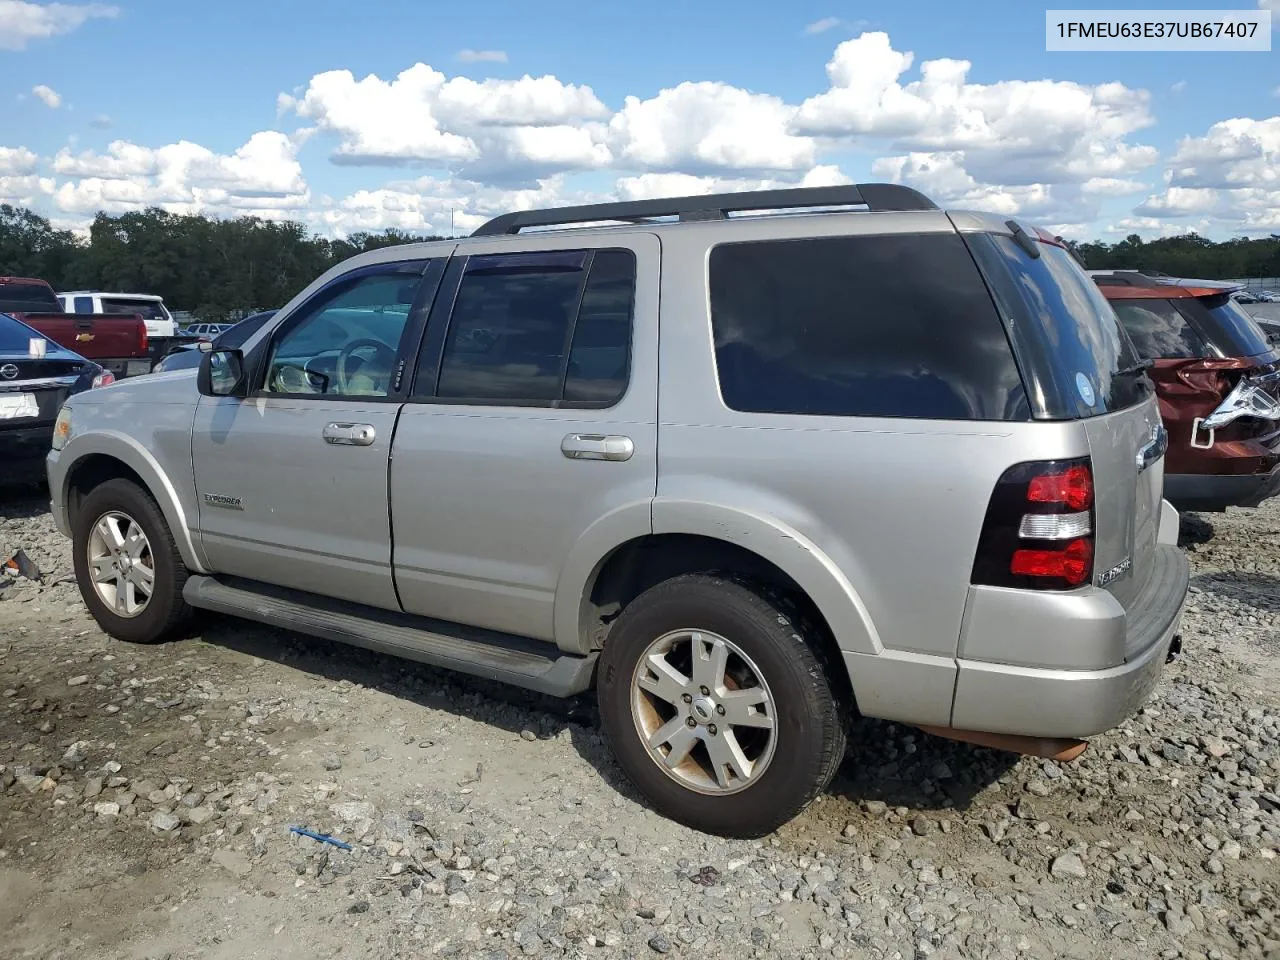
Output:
[
  {"xmin": 323, "ymin": 422, "xmax": 376, "ymax": 446},
  {"xmin": 561, "ymin": 433, "xmax": 634, "ymax": 462}
]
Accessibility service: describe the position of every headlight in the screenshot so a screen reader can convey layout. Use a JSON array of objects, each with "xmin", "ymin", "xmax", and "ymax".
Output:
[{"xmin": 51, "ymin": 406, "xmax": 73, "ymax": 451}]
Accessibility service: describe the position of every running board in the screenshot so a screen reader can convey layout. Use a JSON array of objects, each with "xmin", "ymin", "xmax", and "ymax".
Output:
[{"xmin": 182, "ymin": 575, "xmax": 597, "ymax": 697}]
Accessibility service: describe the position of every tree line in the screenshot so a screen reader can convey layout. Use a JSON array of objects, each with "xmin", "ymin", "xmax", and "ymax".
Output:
[
  {"xmin": 3, "ymin": 204, "xmax": 1279, "ymax": 321},
  {"xmin": 0, "ymin": 204, "xmax": 444, "ymax": 321}
]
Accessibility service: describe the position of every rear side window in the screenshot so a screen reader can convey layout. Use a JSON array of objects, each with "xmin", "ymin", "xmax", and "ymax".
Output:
[
  {"xmin": 708, "ymin": 233, "xmax": 1028, "ymax": 421},
  {"xmin": 101, "ymin": 297, "xmax": 167, "ymax": 321},
  {"xmin": 73, "ymin": 296, "xmax": 94, "ymax": 314},
  {"xmin": 435, "ymin": 249, "xmax": 635, "ymax": 407},
  {"xmin": 0, "ymin": 283, "xmax": 60, "ymax": 312},
  {"xmin": 966, "ymin": 237, "xmax": 1148, "ymax": 419},
  {"xmin": 1184, "ymin": 294, "xmax": 1272, "ymax": 358},
  {"xmin": 1110, "ymin": 299, "xmax": 1208, "ymax": 359}
]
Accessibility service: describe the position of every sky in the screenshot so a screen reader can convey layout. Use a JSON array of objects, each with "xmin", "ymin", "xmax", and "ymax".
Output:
[{"xmin": 1, "ymin": 0, "xmax": 1278, "ymax": 241}]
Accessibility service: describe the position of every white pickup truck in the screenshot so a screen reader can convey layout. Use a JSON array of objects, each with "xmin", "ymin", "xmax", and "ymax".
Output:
[{"xmin": 57, "ymin": 291, "xmax": 178, "ymax": 340}]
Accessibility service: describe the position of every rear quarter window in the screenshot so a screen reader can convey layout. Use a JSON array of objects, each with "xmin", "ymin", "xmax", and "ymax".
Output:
[{"xmin": 707, "ymin": 233, "xmax": 1029, "ymax": 421}]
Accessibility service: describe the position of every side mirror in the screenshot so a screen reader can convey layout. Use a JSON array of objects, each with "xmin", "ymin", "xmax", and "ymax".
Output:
[{"xmin": 197, "ymin": 348, "xmax": 249, "ymax": 398}]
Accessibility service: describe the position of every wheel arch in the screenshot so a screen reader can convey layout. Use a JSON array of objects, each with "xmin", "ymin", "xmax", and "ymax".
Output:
[{"xmin": 59, "ymin": 434, "xmax": 208, "ymax": 573}]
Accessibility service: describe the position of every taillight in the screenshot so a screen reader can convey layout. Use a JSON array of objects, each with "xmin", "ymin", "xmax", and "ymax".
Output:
[
  {"xmin": 138, "ymin": 322, "xmax": 149, "ymax": 354},
  {"xmin": 91, "ymin": 370, "xmax": 115, "ymax": 388},
  {"xmin": 971, "ymin": 458, "xmax": 1095, "ymax": 590}
]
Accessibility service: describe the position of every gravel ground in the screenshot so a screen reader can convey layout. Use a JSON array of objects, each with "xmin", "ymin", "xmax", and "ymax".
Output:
[{"xmin": 1, "ymin": 491, "xmax": 1278, "ymax": 960}]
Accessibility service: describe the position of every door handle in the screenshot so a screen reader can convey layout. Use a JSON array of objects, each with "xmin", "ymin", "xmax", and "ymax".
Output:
[
  {"xmin": 561, "ymin": 433, "xmax": 634, "ymax": 462},
  {"xmin": 323, "ymin": 422, "xmax": 376, "ymax": 446}
]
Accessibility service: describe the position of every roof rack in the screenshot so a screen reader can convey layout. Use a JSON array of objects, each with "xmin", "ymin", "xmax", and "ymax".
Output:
[{"xmin": 470, "ymin": 183, "xmax": 938, "ymax": 237}]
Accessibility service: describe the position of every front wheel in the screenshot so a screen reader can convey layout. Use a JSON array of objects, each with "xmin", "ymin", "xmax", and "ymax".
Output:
[
  {"xmin": 597, "ymin": 574, "xmax": 847, "ymax": 838},
  {"xmin": 72, "ymin": 478, "xmax": 192, "ymax": 644}
]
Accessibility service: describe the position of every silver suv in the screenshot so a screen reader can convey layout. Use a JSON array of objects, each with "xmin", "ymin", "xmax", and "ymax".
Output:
[{"xmin": 46, "ymin": 185, "xmax": 1189, "ymax": 838}]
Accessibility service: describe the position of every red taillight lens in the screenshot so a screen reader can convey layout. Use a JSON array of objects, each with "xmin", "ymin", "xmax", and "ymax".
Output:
[
  {"xmin": 971, "ymin": 457, "xmax": 1096, "ymax": 591},
  {"xmin": 1027, "ymin": 465, "xmax": 1093, "ymax": 510},
  {"xmin": 138, "ymin": 324, "xmax": 149, "ymax": 353},
  {"xmin": 91, "ymin": 370, "xmax": 115, "ymax": 388},
  {"xmin": 1010, "ymin": 538, "xmax": 1093, "ymax": 586}
]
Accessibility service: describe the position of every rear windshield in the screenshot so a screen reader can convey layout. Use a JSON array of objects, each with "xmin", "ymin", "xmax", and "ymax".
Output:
[
  {"xmin": 101, "ymin": 297, "xmax": 169, "ymax": 321},
  {"xmin": 966, "ymin": 235, "xmax": 1149, "ymax": 419},
  {"xmin": 0, "ymin": 283, "xmax": 60, "ymax": 313},
  {"xmin": 707, "ymin": 233, "xmax": 1028, "ymax": 421},
  {"xmin": 0, "ymin": 312, "xmax": 45, "ymax": 351},
  {"xmin": 1184, "ymin": 294, "xmax": 1272, "ymax": 358},
  {"xmin": 1110, "ymin": 298, "xmax": 1210, "ymax": 359}
]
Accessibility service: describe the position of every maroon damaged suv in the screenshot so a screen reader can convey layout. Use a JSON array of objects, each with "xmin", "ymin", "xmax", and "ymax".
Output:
[{"xmin": 1093, "ymin": 271, "xmax": 1280, "ymax": 513}]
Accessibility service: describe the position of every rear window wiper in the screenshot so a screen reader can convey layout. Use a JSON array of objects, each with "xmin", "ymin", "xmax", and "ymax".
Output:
[{"xmin": 1116, "ymin": 358, "xmax": 1154, "ymax": 377}]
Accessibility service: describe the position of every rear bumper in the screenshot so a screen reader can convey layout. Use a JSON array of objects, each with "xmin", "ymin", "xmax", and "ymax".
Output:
[
  {"xmin": 949, "ymin": 544, "xmax": 1189, "ymax": 739},
  {"xmin": 0, "ymin": 423, "xmax": 56, "ymax": 478},
  {"xmin": 1166, "ymin": 464, "xmax": 1280, "ymax": 512}
]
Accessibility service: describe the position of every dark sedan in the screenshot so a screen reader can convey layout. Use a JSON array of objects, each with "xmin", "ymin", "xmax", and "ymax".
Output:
[
  {"xmin": 1, "ymin": 312, "xmax": 114, "ymax": 480},
  {"xmin": 153, "ymin": 310, "xmax": 277, "ymax": 373}
]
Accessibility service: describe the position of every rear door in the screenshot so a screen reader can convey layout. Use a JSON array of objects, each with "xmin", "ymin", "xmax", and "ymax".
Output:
[
  {"xmin": 390, "ymin": 236, "xmax": 658, "ymax": 642},
  {"xmin": 190, "ymin": 256, "xmax": 450, "ymax": 609},
  {"xmin": 965, "ymin": 230, "xmax": 1162, "ymax": 610}
]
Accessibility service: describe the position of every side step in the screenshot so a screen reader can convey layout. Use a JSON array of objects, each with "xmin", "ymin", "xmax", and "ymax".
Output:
[{"xmin": 182, "ymin": 575, "xmax": 597, "ymax": 697}]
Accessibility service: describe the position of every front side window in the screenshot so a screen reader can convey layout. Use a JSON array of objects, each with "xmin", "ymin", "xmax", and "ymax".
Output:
[
  {"xmin": 708, "ymin": 233, "xmax": 1027, "ymax": 420},
  {"xmin": 265, "ymin": 268, "xmax": 422, "ymax": 397},
  {"xmin": 434, "ymin": 248, "xmax": 636, "ymax": 406},
  {"xmin": 1111, "ymin": 299, "xmax": 1208, "ymax": 359}
]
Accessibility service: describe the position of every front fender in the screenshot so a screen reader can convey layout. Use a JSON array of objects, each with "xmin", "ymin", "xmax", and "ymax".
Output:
[
  {"xmin": 51, "ymin": 430, "xmax": 209, "ymax": 574},
  {"xmin": 651, "ymin": 499, "xmax": 882, "ymax": 656}
]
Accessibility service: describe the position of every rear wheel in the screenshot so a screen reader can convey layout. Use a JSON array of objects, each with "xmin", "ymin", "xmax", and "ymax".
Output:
[
  {"xmin": 72, "ymin": 478, "xmax": 192, "ymax": 644},
  {"xmin": 597, "ymin": 574, "xmax": 846, "ymax": 837}
]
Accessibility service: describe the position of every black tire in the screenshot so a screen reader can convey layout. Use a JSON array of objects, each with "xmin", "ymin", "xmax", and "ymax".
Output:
[
  {"xmin": 597, "ymin": 573, "xmax": 847, "ymax": 838},
  {"xmin": 72, "ymin": 478, "xmax": 192, "ymax": 644}
]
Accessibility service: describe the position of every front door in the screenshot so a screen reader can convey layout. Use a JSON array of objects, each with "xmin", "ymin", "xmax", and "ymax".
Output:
[
  {"xmin": 191, "ymin": 256, "xmax": 449, "ymax": 609},
  {"xmin": 390, "ymin": 237, "xmax": 659, "ymax": 642}
]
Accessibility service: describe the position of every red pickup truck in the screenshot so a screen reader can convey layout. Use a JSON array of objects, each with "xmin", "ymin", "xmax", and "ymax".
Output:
[{"xmin": 0, "ymin": 277, "xmax": 151, "ymax": 379}]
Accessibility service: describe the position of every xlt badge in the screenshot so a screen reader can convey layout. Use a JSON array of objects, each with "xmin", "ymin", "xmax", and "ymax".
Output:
[{"xmin": 1095, "ymin": 556, "xmax": 1131, "ymax": 587}]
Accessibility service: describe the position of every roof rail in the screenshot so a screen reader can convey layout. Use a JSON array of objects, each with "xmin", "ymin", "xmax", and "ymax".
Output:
[{"xmin": 470, "ymin": 183, "xmax": 938, "ymax": 237}]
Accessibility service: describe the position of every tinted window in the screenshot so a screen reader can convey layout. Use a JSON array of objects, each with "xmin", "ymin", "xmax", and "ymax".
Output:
[
  {"xmin": 266, "ymin": 270, "xmax": 420, "ymax": 397},
  {"xmin": 1111, "ymin": 299, "xmax": 1208, "ymax": 359},
  {"xmin": 215, "ymin": 311, "xmax": 276, "ymax": 349},
  {"xmin": 0, "ymin": 283, "xmax": 60, "ymax": 312},
  {"xmin": 0, "ymin": 312, "xmax": 47, "ymax": 350},
  {"xmin": 564, "ymin": 250, "xmax": 634, "ymax": 405},
  {"xmin": 101, "ymin": 297, "xmax": 167, "ymax": 321},
  {"xmin": 74, "ymin": 297, "xmax": 94, "ymax": 314},
  {"xmin": 968, "ymin": 237, "xmax": 1147, "ymax": 418},
  {"xmin": 1190, "ymin": 294, "xmax": 1272, "ymax": 358},
  {"xmin": 708, "ymin": 233, "xmax": 1027, "ymax": 420},
  {"xmin": 436, "ymin": 249, "xmax": 635, "ymax": 406}
]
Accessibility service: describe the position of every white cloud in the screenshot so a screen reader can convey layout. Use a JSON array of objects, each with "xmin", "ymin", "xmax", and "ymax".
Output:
[
  {"xmin": 795, "ymin": 32, "xmax": 1156, "ymax": 187},
  {"xmin": 0, "ymin": 174, "xmax": 55, "ymax": 205},
  {"xmin": 1171, "ymin": 81, "xmax": 1187, "ymax": 94},
  {"xmin": 1081, "ymin": 177, "xmax": 1147, "ymax": 196},
  {"xmin": 804, "ymin": 17, "xmax": 840, "ymax": 34},
  {"xmin": 89, "ymin": 113, "xmax": 110, "ymax": 128},
  {"xmin": 615, "ymin": 166, "xmax": 849, "ymax": 201},
  {"xmin": 32, "ymin": 84, "xmax": 61, "ymax": 108},
  {"xmin": 278, "ymin": 64, "xmax": 610, "ymax": 179},
  {"xmin": 49, "ymin": 131, "xmax": 309, "ymax": 218},
  {"xmin": 0, "ymin": 1, "xmax": 117, "ymax": 50},
  {"xmin": 609, "ymin": 82, "xmax": 816, "ymax": 173},
  {"xmin": 0, "ymin": 145, "xmax": 39, "ymax": 175},
  {"xmin": 456, "ymin": 48, "xmax": 507, "ymax": 63}
]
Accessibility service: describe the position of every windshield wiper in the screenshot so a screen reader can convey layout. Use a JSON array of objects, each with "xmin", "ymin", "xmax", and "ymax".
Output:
[{"xmin": 1116, "ymin": 358, "xmax": 1154, "ymax": 377}]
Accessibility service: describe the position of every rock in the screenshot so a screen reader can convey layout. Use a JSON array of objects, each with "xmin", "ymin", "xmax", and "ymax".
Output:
[
  {"xmin": 330, "ymin": 800, "xmax": 375, "ymax": 823},
  {"xmin": 67, "ymin": 675, "xmax": 89, "ymax": 687},
  {"xmin": 185, "ymin": 806, "xmax": 217, "ymax": 825},
  {"xmin": 1163, "ymin": 909, "xmax": 1195, "ymax": 936},
  {"xmin": 93, "ymin": 801, "xmax": 120, "ymax": 817},
  {"xmin": 1050, "ymin": 854, "xmax": 1087, "ymax": 879},
  {"xmin": 83, "ymin": 776, "xmax": 103, "ymax": 799},
  {"xmin": 911, "ymin": 817, "xmax": 933, "ymax": 837},
  {"xmin": 520, "ymin": 730, "xmax": 537, "ymax": 742},
  {"xmin": 149, "ymin": 812, "xmax": 181, "ymax": 833},
  {"xmin": 322, "ymin": 754, "xmax": 342, "ymax": 771},
  {"xmin": 212, "ymin": 849, "xmax": 252, "ymax": 878},
  {"xmin": 347, "ymin": 901, "xmax": 369, "ymax": 914},
  {"xmin": 863, "ymin": 800, "xmax": 888, "ymax": 817},
  {"xmin": 647, "ymin": 935, "xmax": 672, "ymax": 954}
]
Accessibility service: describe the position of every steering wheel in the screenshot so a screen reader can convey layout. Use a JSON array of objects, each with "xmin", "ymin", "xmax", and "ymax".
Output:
[{"xmin": 336, "ymin": 338, "xmax": 396, "ymax": 394}]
